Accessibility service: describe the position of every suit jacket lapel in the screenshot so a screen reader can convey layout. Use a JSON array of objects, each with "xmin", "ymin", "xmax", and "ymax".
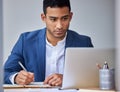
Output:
[{"xmin": 36, "ymin": 28, "xmax": 46, "ymax": 81}]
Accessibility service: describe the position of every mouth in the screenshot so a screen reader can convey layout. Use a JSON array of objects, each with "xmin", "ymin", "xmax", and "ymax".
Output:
[
  {"xmin": 55, "ymin": 31, "xmax": 63, "ymax": 34},
  {"xmin": 53, "ymin": 30, "xmax": 66, "ymax": 38},
  {"xmin": 55, "ymin": 29, "xmax": 64, "ymax": 34}
]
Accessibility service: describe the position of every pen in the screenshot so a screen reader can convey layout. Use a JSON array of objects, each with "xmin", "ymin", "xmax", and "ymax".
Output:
[
  {"xmin": 18, "ymin": 61, "xmax": 27, "ymax": 71},
  {"xmin": 102, "ymin": 61, "xmax": 109, "ymax": 69}
]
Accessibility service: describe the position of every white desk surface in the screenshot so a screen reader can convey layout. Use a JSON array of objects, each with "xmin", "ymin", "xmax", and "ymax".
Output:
[{"xmin": 4, "ymin": 88, "xmax": 78, "ymax": 92}]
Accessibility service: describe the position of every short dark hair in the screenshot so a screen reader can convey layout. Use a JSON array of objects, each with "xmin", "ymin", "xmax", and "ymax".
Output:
[{"xmin": 43, "ymin": 0, "xmax": 71, "ymax": 14}]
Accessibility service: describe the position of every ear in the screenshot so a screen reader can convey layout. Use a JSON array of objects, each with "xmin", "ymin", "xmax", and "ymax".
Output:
[
  {"xmin": 69, "ymin": 12, "xmax": 73, "ymax": 21},
  {"xmin": 41, "ymin": 13, "xmax": 46, "ymax": 22}
]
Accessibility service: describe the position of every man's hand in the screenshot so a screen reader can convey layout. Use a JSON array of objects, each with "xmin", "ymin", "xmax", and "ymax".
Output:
[
  {"xmin": 15, "ymin": 70, "xmax": 34, "ymax": 85},
  {"xmin": 44, "ymin": 73, "xmax": 63, "ymax": 86}
]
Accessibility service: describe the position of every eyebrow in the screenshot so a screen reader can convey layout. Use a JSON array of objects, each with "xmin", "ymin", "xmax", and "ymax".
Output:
[{"xmin": 49, "ymin": 15, "xmax": 69, "ymax": 19}]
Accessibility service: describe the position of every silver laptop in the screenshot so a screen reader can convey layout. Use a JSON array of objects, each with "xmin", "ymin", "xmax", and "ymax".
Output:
[{"xmin": 61, "ymin": 48, "xmax": 115, "ymax": 89}]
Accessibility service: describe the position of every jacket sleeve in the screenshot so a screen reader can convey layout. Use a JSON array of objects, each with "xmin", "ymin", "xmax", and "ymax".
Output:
[
  {"xmin": 86, "ymin": 36, "xmax": 94, "ymax": 47},
  {"xmin": 4, "ymin": 34, "xmax": 24, "ymax": 84}
]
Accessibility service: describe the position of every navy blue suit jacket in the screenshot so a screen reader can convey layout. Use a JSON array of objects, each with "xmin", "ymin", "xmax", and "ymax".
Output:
[{"xmin": 4, "ymin": 28, "xmax": 93, "ymax": 84}]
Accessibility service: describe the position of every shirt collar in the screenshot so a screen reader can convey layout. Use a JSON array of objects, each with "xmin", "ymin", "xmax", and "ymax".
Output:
[{"xmin": 46, "ymin": 33, "xmax": 67, "ymax": 47}]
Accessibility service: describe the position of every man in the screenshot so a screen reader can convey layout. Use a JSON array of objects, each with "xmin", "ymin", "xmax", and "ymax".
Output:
[{"xmin": 4, "ymin": 0, "xmax": 93, "ymax": 86}]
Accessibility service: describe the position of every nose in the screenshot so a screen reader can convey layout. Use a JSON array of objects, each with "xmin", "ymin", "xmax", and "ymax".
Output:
[{"xmin": 56, "ymin": 21, "xmax": 63, "ymax": 29}]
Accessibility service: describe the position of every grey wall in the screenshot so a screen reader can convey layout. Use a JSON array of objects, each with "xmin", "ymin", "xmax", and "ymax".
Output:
[
  {"xmin": 3, "ymin": 0, "xmax": 43, "ymax": 61},
  {"xmin": 3, "ymin": 0, "xmax": 115, "ymax": 61},
  {"xmin": 70, "ymin": 0, "xmax": 115, "ymax": 48},
  {"xmin": 0, "ymin": 0, "xmax": 3, "ymax": 91},
  {"xmin": 115, "ymin": 0, "xmax": 120, "ymax": 91}
]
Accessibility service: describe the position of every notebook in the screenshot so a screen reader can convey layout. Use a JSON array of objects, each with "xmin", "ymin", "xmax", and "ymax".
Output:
[
  {"xmin": 61, "ymin": 48, "xmax": 115, "ymax": 89},
  {"xmin": 3, "ymin": 82, "xmax": 52, "ymax": 89}
]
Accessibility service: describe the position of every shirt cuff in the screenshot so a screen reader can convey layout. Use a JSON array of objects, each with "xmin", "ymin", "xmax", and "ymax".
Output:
[{"xmin": 9, "ymin": 73, "xmax": 18, "ymax": 84}]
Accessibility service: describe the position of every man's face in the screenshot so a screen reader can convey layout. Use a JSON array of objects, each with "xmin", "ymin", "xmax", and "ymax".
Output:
[{"xmin": 41, "ymin": 7, "xmax": 73, "ymax": 41}]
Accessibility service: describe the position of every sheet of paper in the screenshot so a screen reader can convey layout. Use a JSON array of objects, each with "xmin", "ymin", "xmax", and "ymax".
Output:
[
  {"xmin": 4, "ymin": 88, "xmax": 78, "ymax": 92},
  {"xmin": 27, "ymin": 88, "xmax": 78, "ymax": 92}
]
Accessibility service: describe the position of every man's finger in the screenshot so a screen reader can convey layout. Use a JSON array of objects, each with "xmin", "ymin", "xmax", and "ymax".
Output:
[{"xmin": 44, "ymin": 75, "xmax": 54, "ymax": 84}]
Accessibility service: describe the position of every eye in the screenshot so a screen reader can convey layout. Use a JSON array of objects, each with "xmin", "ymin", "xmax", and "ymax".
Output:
[
  {"xmin": 50, "ymin": 18, "xmax": 56, "ymax": 22},
  {"xmin": 62, "ymin": 17, "xmax": 69, "ymax": 21}
]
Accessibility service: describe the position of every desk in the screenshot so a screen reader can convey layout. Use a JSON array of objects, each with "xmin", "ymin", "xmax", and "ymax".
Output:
[
  {"xmin": 78, "ymin": 88, "xmax": 116, "ymax": 92},
  {"xmin": 3, "ymin": 84, "xmax": 116, "ymax": 92},
  {"xmin": 4, "ymin": 88, "xmax": 116, "ymax": 92}
]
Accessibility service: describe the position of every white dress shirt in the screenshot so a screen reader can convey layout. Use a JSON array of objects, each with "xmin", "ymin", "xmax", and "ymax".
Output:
[{"xmin": 45, "ymin": 37, "xmax": 66, "ymax": 77}]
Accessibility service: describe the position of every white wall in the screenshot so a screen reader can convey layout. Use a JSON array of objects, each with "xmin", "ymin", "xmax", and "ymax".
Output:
[
  {"xmin": 0, "ymin": 0, "xmax": 3, "ymax": 91},
  {"xmin": 70, "ymin": 0, "xmax": 115, "ymax": 48},
  {"xmin": 3, "ymin": 0, "xmax": 115, "ymax": 61},
  {"xmin": 115, "ymin": 0, "xmax": 120, "ymax": 91},
  {"xmin": 3, "ymin": 0, "xmax": 43, "ymax": 61}
]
